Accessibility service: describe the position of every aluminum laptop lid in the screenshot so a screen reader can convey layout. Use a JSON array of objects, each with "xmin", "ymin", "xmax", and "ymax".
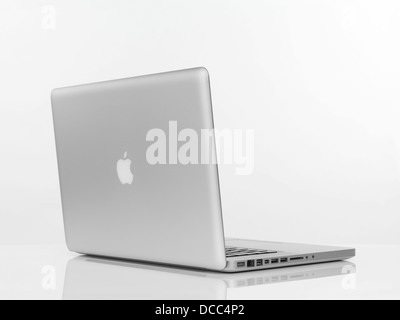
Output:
[{"xmin": 52, "ymin": 68, "xmax": 227, "ymax": 270}]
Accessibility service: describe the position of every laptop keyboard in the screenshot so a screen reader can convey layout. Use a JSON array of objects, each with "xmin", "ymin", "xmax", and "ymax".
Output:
[{"xmin": 225, "ymin": 246, "xmax": 278, "ymax": 258}]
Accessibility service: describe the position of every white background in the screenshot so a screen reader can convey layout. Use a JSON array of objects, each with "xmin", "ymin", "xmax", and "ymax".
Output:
[{"xmin": 1, "ymin": 0, "xmax": 399, "ymax": 246}]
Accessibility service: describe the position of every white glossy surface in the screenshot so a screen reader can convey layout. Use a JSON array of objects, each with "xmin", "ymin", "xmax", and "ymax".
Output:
[
  {"xmin": 2, "ymin": 1, "xmax": 400, "ymax": 246},
  {"xmin": 0, "ymin": 245, "xmax": 399, "ymax": 300}
]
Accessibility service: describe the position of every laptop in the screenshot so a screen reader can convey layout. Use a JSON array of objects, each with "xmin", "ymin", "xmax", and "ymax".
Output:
[{"xmin": 51, "ymin": 67, "xmax": 355, "ymax": 273}]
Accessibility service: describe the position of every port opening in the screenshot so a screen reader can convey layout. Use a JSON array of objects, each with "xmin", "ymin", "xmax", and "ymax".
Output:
[
  {"xmin": 256, "ymin": 259, "xmax": 263, "ymax": 267},
  {"xmin": 280, "ymin": 258, "xmax": 288, "ymax": 263},
  {"xmin": 271, "ymin": 259, "xmax": 279, "ymax": 264},
  {"xmin": 247, "ymin": 260, "xmax": 255, "ymax": 267},
  {"xmin": 289, "ymin": 257, "xmax": 304, "ymax": 261},
  {"xmin": 237, "ymin": 262, "xmax": 246, "ymax": 268},
  {"xmin": 264, "ymin": 260, "xmax": 270, "ymax": 265}
]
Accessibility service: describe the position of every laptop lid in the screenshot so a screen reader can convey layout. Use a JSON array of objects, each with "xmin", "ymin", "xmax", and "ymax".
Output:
[{"xmin": 51, "ymin": 68, "xmax": 227, "ymax": 270}]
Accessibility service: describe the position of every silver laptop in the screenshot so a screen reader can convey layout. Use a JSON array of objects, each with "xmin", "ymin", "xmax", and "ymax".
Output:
[{"xmin": 51, "ymin": 67, "xmax": 355, "ymax": 273}]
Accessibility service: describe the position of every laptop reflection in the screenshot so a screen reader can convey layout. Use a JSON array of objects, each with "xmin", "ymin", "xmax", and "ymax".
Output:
[{"xmin": 63, "ymin": 256, "xmax": 356, "ymax": 300}]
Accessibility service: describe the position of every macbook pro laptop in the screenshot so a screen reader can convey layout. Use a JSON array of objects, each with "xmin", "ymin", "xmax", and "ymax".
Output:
[{"xmin": 51, "ymin": 67, "xmax": 355, "ymax": 272}]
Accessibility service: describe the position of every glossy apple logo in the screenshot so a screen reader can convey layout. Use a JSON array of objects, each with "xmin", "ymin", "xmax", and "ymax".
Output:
[{"xmin": 117, "ymin": 152, "xmax": 134, "ymax": 185}]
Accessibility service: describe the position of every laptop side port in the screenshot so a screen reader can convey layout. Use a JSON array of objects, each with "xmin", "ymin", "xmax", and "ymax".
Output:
[
  {"xmin": 290, "ymin": 257, "xmax": 304, "ymax": 261},
  {"xmin": 271, "ymin": 259, "xmax": 279, "ymax": 264},
  {"xmin": 280, "ymin": 258, "xmax": 288, "ymax": 263},
  {"xmin": 237, "ymin": 262, "xmax": 246, "ymax": 268}
]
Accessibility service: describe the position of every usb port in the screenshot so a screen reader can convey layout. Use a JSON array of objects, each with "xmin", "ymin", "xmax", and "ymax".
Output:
[
  {"xmin": 256, "ymin": 259, "xmax": 263, "ymax": 266},
  {"xmin": 264, "ymin": 260, "xmax": 270, "ymax": 265},
  {"xmin": 271, "ymin": 259, "xmax": 279, "ymax": 264},
  {"xmin": 237, "ymin": 262, "xmax": 246, "ymax": 268},
  {"xmin": 247, "ymin": 260, "xmax": 255, "ymax": 267},
  {"xmin": 280, "ymin": 258, "xmax": 288, "ymax": 263}
]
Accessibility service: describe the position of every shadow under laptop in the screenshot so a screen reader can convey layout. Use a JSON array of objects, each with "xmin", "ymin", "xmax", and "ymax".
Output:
[{"xmin": 62, "ymin": 256, "xmax": 356, "ymax": 300}]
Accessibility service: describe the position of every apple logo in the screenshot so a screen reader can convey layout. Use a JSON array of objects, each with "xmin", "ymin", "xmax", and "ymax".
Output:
[{"xmin": 117, "ymin": 152, "xmax": 134, "ymax": 185}]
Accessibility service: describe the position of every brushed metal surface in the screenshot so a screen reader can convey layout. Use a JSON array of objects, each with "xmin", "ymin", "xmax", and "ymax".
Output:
[
  {"xmin": 52, "ymin": 68, "xmax": 227, "ymax": 270},
  {"xmin": 224, "ymin": 239, "xmax": 356, "ymax": 272}
]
